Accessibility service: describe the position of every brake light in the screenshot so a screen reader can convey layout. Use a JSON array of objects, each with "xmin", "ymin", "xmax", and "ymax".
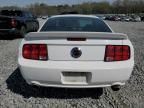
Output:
[
  {"xmin": 104, "ymin": 45, "xmax": 130, "ymax": 62},
  {"xmin": 11, "ymin": 19, "xmax": 17, "ymax": 28},
  {"xmin": 23, "ymin": 44, "xmax": 48, "ymax": 60},
  {"xmin": 67, "ymin": 38, "xmax": 86, "ymax": 41}
]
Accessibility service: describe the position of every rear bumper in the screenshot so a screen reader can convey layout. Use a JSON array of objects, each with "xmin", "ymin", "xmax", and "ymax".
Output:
[
  {"xmin": 0, "ymin": 28, "xmax": 19, "ymax": 36},
  {"xmin": 18, "ymin": 58, "xmax": 134, "ymax": 88}
]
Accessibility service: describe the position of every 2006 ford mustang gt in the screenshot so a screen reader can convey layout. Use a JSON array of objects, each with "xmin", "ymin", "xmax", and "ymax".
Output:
[{"xmin": 18, "ymin": 15, "xmax": 134, "ymax": 91}]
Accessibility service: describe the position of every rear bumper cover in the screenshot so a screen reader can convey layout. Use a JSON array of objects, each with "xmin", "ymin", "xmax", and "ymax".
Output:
[
  {"xmin": 18, "ymin": 58, "xmax": 134, "ymax": 88},
  {"xmin": 0, "ymin": 28, "xmax": 19, "ymax": 35}
]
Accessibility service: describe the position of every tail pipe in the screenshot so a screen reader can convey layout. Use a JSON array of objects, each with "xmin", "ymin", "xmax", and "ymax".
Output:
[
  {"xmin": 111, "ymin": 85, "xmax": 121, "ymax": 91},
  {"xmin": 111, "ymin": 82, "xmax": 125, "ymax": 91}
]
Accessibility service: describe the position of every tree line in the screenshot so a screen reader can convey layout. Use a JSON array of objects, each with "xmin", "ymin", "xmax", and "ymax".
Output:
[{"xmin": 0, "ymin": 0, "xmax": 144, "ymax": 16}]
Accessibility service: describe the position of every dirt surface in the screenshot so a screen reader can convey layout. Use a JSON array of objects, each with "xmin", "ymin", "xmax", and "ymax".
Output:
[{"xmin": 0, "ymin": 21, "xmax": 144, "ymax": 108}]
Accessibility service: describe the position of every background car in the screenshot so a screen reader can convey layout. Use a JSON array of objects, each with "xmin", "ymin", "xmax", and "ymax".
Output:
[
  {"xmin": 0, "ymin": 10, "xmax": 39, "ymax": 38},
  {"xmin": 42, "ymin": 16, "xmax": 48, "ymax": 19}
]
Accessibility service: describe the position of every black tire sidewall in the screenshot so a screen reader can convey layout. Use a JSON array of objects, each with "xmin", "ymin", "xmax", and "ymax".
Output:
[{"xmin": 20, "ymin": 26, "xmax": 26, "ymax": 38}]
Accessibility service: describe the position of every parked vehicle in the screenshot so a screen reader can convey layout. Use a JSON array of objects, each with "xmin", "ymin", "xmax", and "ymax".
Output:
[
  {"xmin": 105, "ymin": 16, "xmax": 121, "ymax": 21},
  {"xmin": 114, "ymin": 16, "xmax": 121, "ymax": 21},
  {"xmin": 42, "ymin": 16, "xmax": 48, "ymax": 19},
  {"xmin": 141, "ymin": 16, "xmax": 144, "ymax": 21},
  {"xmin": 133, "ymin": 16, "xmax": 141, "ymax": 22},
  {"xmin": 123, "ymin": 16, "xmax": 132, "ymax": 22},
  {"xmin": 105, "ymin": 16, "xmax": 114, "ymax": 21},
  {"xmin": 18, "ymin": 15, "xmax": 134, "ymax": 94},
  {"xmin": 105, "ymin": 15, "xmax": 142, "ymax": 22},
  {"xmin": 0, "ymin": 10, "xmax": 39, "ymax": 37}
]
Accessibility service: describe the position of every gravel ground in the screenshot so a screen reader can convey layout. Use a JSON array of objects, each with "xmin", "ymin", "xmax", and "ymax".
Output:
[{"xmin": 0, "ymin": 21, "xmax": 144, "ymax": 108}]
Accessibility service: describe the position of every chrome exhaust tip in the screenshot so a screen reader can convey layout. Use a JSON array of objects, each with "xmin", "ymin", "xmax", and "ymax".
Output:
[{"xmin": 111, "ymin": 85, "xmax": 121, "ymax": 91}]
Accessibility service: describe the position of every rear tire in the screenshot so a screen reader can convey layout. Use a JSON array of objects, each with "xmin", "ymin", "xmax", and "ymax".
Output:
[{"xmin": 20, "ymin": 26, "xmax": 26, "ymax": 38}]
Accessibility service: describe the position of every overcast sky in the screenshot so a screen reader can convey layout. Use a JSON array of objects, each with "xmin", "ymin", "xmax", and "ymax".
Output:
[{"xmin": 0, "ymin": 0, "xmax": 113, "ymax": 7}]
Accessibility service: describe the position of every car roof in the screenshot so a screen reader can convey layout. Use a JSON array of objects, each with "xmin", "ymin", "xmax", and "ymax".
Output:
[{"xmin": 50, "ymin": 14, "xmax": 99, "ymax": 19}]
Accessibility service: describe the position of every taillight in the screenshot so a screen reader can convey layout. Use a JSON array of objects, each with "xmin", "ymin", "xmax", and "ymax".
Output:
[
  {"xmin": 104, "ymin": 45, "xmax": 130, "ymax": 62},
  {"xmin": 23, "ymin": 44, "xmax": 48, "ymax": 60},
  {"xmin": 11, "ymin": 19, "xmax": 17, "ymax": 28}
]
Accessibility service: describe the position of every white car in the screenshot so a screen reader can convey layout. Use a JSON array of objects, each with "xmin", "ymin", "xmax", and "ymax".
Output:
[{"xmin": 18, "ymin": 15, "xmax": 134, "ymax": 92}]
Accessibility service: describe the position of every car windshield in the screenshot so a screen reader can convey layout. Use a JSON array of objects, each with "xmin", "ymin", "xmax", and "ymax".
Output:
[{"xmin": 40, "ymin": 17, "xmax": 112, "ymax": 32}]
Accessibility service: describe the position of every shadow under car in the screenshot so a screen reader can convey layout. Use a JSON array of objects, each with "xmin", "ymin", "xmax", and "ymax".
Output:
[{"xmin": 6, "ymin": 68, "xmax": 103, "ymax": 99}]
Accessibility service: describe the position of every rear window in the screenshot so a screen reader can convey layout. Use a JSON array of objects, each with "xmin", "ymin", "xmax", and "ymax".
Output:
[
  {"xmin": 40, "ymin": 17, "xmax": 112, "ymax": 32},
  {"xmin": 1, "ymin": 10, "xmax": 22, "ymax": 17}
]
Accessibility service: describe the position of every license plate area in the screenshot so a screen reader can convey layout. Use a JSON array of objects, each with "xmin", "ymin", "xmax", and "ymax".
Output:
[{"xmin": 61, "ymin": 72, "xmax": 91, "ymax": 85}]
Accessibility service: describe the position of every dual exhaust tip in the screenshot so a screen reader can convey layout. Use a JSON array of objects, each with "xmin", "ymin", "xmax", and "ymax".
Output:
[
  {"xmin": 111, "ymin": 85, "xmax": 121, "ymax": 91},
  {"xmin": 111, "ymin": 82, "xmax": 125, "ymax": 91}
]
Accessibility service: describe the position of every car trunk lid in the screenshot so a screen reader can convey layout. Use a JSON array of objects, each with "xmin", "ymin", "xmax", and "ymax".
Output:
[{"xmin": 24, "ymin": 32, "xmax": 127, "ymax": 61}]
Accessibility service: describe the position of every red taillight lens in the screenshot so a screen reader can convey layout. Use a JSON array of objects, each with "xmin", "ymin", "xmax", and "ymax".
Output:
[
  {"xmin": 31, "ymin": 45, "xmax": 39, "ymax": 60},
  {"xmin": 11, "ymin": 19, "xmax": 17, "ymax": 28},
  {"xmin": 39, "ymin": 44, "xmax": 48, "ymax": 60},
  {"xmin": 23, "ymin": 44, "xmax": 48, "ymax": 60},
  {"xmin": 23, "ymin": 44, "xmax": 31, "ymax": 59},
  {"xmin": 105, "ymin": 45, "xmax": 130, "ymax": 62}
]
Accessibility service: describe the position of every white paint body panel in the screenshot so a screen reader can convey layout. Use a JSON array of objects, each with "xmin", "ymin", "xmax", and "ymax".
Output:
[
  {"xmin": 19, "ymin": 58, "xmax": 133, "ymax": 88},
  {"xmin": 48, "ymin": 45, "xmax": 105, "ymax": 61},
  {"xmin": 18, "ymin": 15, "xmax": 134, "ymax": 88}
]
